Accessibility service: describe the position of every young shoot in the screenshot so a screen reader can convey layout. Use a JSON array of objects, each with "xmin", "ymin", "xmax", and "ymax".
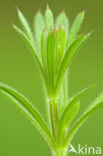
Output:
[{"xmin": 0, "ymin": 5, "xmax": 103, "ymax": 156}]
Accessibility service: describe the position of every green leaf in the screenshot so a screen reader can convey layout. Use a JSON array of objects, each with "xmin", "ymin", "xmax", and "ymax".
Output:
[
  {"xmin": 57, "ymin": 84, "xmax": 95, "ymax": 145},
  {"xmin": 66, "ymin": 11, "xmax": 85, "ymax": 48},
  {"xmin": 58, "ymin": 27, "xmax": 66, "ymax": 67},
  {"xmin": 47, "ymin": 31, "xmax": 55, "ymax": 96},
  {"xmin": 45, "ymin": 6, "xmax": 54, "ymax": 30},
  {"xmin": 57, "ymin": 101, "xmax": 80, "ymax": 146},
  {"xmin": 41, "ymin": 30, "xmax": 48, "ymax": 71},
  {"xmin": 34, "ymin": 11, "xmax": 45, "ymax": 51},
  {"xmin": 17, "ymin": 8, "xmax": 34, "ymax": 43},
  {"xmin": 55, "ymin": 33, "xmax": 91, "ymax": 97},
  {"xmin": 0, "ymin": 83, "xmax": 56, "ymax": 150},
  {"xmin": 56, "ymin": 12, "xmax": 69, "ymax": 40},
  {"xmin": 55, "ymin": 27, "xmax": 66, "ymax": 73},
  {"xmin": 64, "ymin": 92, "xmax": 103, "ymax": 148},
  {"xmin": 58, "ymin": 71, "xmax": 69, "ymax": 116},
  {"xmin": 58, "ymin": 85, "xmax": 64, "ymax": 115},
  {"xmin": 13, "ymin": 25, "xmax": 48, "ymax": 90}
]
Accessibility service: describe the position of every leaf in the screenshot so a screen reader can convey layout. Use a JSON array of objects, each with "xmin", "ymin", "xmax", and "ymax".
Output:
[
  {"xmin": 13, "ymin": 24, "xmax": 47, "ymax": 89},
  {"xmin": 56, "ymin": 12, "xmax": 69, "ymax": 40},
  {"xmin": 55, "ymin": 27, "xmax": 66, "ymax": 73},
  {"xmin": 64, "ymin": 92, "xmax": 103, "ymax": 148},
  {"xmin": 0, "ymin": 83, "xmax": 56, "ymax": 150},
  {"xmin": 58, "ymin": 27, "xmax": 66, "ymax": 67},
  {"xmin": 41, "ymin": 30, "xmax": 48, "ymax": 71},
  {"xmin": 66, "ymin": 11, "xmax": 85, "ymax": 48},
  {"xmin": 34, "ymin": 11, "xmax": 45, "ymax": 51},
  {"xmin": 58, "ymin": 71, "xmax": 69, "ymax": 116},
  {"xmin": 17, "ymin": 8, "xmax": 34, "ymax": 43},
  {"xmin": 57, "ymin": 84, "xmax": 95, "ymax": 145},
  {"xmin": 47, "ymin": 31, "xmax": 55, "ymax": 95},
  {"xmin": 54, "ymin": 33, "xmax": 91, "ymax": 97},
  {"xmin": 13, "ymin": 25, "xmax": 39, "ymax": 64},
  {"xmin": 45, "ymin": 6, "xmax": 54, "ymax": 30}
]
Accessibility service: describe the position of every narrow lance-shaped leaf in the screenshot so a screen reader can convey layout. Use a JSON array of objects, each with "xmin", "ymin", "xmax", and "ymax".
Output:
[
  {"xmin": 56, "ymin": 12, "xmax": 69, "ymax": 40},
  {"xmin": 55, "ymin": 27, "xmax": 66, "ymax": 72},
  {"xmin": 47, "ymin": 31, "xmax": 55, "ymax": 96},
  {"xmin": 64, "ymin": 93, "xmax": 103, "ymax": 148},
  {"xmin": 66, "ymin": 11, "xmax": 85, "ymax": 48},
  {"xmin": 0, "ymin": 83, "xmax": 56, "ymax": 150},
  {"xmin": 45, "ymin": 6, "xmax": 54, "ymax": 30},
  {"xmin": 58, "ymin": 85, "xmax": 64, "ymax": 115},
  {"xmin": 17, "ymin": 8, "xmax": 34, "ymax": 43},
  {"xmin": 57, "ymin": 84, "xmax": 95, "ymax": 145},
  {"xmin": 41, "ymin": 30, "xmax": 48, "ymax": 71},
  {"xmin": 55, "ymin": 32, "xmax": 91, "ymax": 97},
  {"xmin": 13, "ymin": 25, "xmax": 48, "ymax": 91},
  {"xmin": 55, "ymin": 28, "xmax": 59, "ymax": 72},
  {"xmin": 58, "ymin": 27, "xmax": 66, "ymax": 66},
  {"xmin": 55, "ymin": 12, "xmax": 69, "ymax": 113},
  {"xmin": 65, "ymin": 101, "xmax": 80, "ymax": 129},
  {"xmin": 34, "ymin": 11, "xmax": 45, "ymax": 52},
  {"xmin": 56, "ymin": 28, "xmax": 68, "ymax": 113}
]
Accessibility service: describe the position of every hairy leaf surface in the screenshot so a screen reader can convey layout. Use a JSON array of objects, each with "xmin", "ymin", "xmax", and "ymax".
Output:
[
  {"xmin": 0, "ymin": 83, "xmax": 56, "ymax": 149},
  {"xmin": 64, "ymin": 92, "xmax": 103, "ymax": 147},
  {"xmin": 55, "ymin": 33, "xmax": 91, "ymax": 96},
  {"xmin": 45, "ymin": 7, "xmax": 54, "ymax": 30},
  {"xmin": 56, "ymin": 12, "xmax": 69, "ymax": 40},
  {"xmin": 13, "ymin": 25, "xmax": 48, "ymax": 89},
  {"xmin": 66, "ymin": 11, "xmax": 85, "ymax": 48},
  {"xmin": 57, "ymin": 84, "xmax": 95, "ymax": 145},
  {"xmin": 34, "ymin": 11, "xmax": 45, "ymax": 51},
  {"xmin": 17, "ymin": 8, "xmax": 34, "ymax": 42}
]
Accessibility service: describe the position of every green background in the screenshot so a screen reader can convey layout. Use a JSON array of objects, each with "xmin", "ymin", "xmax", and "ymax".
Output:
[{"xmin": 0, "ymin": 0, "xmax": 103, "ymax": 155}]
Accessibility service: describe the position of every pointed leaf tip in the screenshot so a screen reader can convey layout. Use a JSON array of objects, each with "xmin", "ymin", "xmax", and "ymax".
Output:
[
  {"xmin": 45, "ymin": 6, "xmax": 54, "ymax": 29},
  {"xmin": 82, "ymin": 9, "xmax": 86, "ymax": 14},
  {"xmin": 11, "ymin": 21, "xmax": 14, "ymax": 27},
  {"xmin": 90, "ymin": 29, "xmax": 96, "ymax": 34},
  {"xmin": 15, "ymin": 6, "xmax": 19, "ymax": 12},
  {"xmin": 61, "ymin": 9, "xmax": 65, "ymax": 13},
  {"xmin": 12, "ymin": 23, "xmax": 17, "ymax": 29},
  {"xmin": 37, "ymin": 9, "xmax": 41, "ymax": 13},
  {"xmin": 47, "ymin": 4, "xmax": 49, "ymax": 9}
]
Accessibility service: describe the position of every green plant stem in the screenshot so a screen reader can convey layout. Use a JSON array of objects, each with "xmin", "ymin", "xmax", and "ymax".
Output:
[
  {"xmin": 49, "ymin": 98, "xmax": 58, "ymax": 139},
  {"xmin": 63, "ymin": 70, "xmax": 69, "ymax": 107},
  {"xmin": 49, "ymin": 100, "xmax": 55, "ymax": 137},
  {"xmin": 53, "ymin": 150, "xmax": 67, "ymax": 156}
]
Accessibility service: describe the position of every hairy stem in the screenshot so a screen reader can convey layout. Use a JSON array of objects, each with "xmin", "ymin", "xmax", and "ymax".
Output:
[
  {"xmin": 49, "ymin": 98, "xmax": 58, "ymax": 139},
  {"xmin": 49, "ymin": 100, "xmax": 55, "ymax": 137}
]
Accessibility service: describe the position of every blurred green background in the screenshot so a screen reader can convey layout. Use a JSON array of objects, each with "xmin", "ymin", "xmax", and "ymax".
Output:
[{"xmin": 0, "ymin": 0, "xmax": 103, "ymax": 155}]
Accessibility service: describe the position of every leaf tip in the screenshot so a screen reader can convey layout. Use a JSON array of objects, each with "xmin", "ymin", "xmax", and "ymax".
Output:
[
  {"xmin": 61, "ymin": 9, "xmax": 65, "ymax": 13},
  {"xmin": 47, "ymin": 3, "xmax": 49, "ymax": 9},
  {"xmin": 90, "ymin": 29, "xmax": 96, "ymax": 34},
  {"xmin": 83, "ymin": 32, "xmax": 86, "ymax": 35},
  {"xmin": 37, "ymin": 9, "xmax": 41, "ymax": 13},
  {"xmin": 11, "ymin": 21, "xmax": 14, "ymax": 27},
  {"xmin": 82, "ymin": 9, "xmax": 87, "ymax": 14},
  {"xmin": 85, "ymin": 30, "xmax": 95, "ymax": 38},
  {"xmin": 62, "ymin": 25, "xmax": 65, "ymax": 29},
  {"xmin": 15, "ymin": 6, "xmax": 19, "ymax": 12}
]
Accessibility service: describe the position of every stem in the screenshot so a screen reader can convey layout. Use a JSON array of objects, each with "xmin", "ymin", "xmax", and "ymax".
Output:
[
  {"xmin": 53, "ymin": 150, "xmax": 67, "ymax": 156},
  {"xmin": 49, "ymin": 100, "xmax": 55, "ymax": 137},
  {"xmin": 64, "ymin": 69, "xmax": 69, "ymax": 103},
  {"xmin": 49, "ymin": 97, "xmax": 58, "ymax": 138}
]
